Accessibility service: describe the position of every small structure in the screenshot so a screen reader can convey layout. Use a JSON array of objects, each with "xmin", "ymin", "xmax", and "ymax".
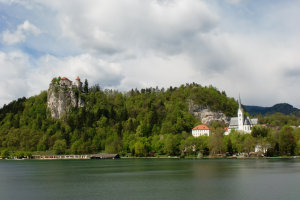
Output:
[
  {"xmin": 90, "ymin": 154, "xmax": 120, "ymax": 159},
  {"xmin": 226, "ymin": 96, "xmax": 258, "ymax": 135},
  {"xmin": 74, "ymin": 76, "xmax": 83, "ymax": 91},
  {"xmin": 192, "ymin": 124, "xmax": 210, "ymax": 137},
  {"xmin": 60, "ymin": 77, "xmax": 72, "ymax": 87},
  {"xmin": 58, "ymin": 76, "xmax": 83, "ymax": 91},
  {"xmin": 254, "ymin": 144, "xmax": 270, "ymax": 154}
]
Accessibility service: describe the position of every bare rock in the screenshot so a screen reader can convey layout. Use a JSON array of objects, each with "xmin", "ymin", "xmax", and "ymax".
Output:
[
  {"xmin": 188, "ymin": 99, "xmax": 229, "ymax": 124},
  {"xmin": 47, "ymin": 82, "xmax": 84, "ymax": 119}
]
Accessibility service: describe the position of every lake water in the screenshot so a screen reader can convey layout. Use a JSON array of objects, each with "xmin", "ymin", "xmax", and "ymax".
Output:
[{"xmin": 0, "ymin": 159, "xmax": 299, "ymax": 200}]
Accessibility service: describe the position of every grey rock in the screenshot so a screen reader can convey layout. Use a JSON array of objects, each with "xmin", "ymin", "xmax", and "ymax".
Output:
[
  {"xmin": 47, "ymin": 82, "xmax": 84, "ymax": 119},
  {"xmin": 188, "ymin": 99, "xmax": 229, "ymax": 125}
]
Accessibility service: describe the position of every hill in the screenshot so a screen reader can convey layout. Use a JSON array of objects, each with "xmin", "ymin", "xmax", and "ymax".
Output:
[
  {"xmin": 244, "ymin": 103, "xmax": 299, "ymax": 116},
  {"xmin": 0, "ymin": 82, "xmax": 238, "ymax": 155}
]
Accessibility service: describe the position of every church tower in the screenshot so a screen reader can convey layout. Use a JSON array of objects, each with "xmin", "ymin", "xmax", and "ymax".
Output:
[
  {"xmin": 75, "ymin": 76, "xmax": 82, "ymax": 91},
  {"xmin": 237, "ymin": 95, "xmax": 244, "ymax": 130}
]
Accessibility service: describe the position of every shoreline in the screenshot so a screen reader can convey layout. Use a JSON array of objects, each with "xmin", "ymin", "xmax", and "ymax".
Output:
[{"xmin": 1, "ymin": 155, "xmax": 299, "ymax": 160}]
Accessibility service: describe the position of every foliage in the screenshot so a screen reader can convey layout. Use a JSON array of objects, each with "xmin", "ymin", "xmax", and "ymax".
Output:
[
  {"xmin": 0, "ymin": 81, "xmax": 300, "ymax": 157},
  {"xmin": 1, "ymin": 149, "xmax": 10, "ymax": 158},
  {"xmin": 53, "ymin": 139, "xmax": 67, "ymax": 155}
]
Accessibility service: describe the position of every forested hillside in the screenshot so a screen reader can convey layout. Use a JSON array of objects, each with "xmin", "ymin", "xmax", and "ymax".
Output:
[
  {"xmin": 0, "ymin": 83, "xmax": 236, "ymax": 155},
  {"xmin": 0, "ymin": 82, "xmax": 300, "ymax": 157}
]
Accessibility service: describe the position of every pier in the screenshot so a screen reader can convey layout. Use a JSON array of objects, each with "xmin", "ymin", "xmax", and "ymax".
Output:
[{"xmin": 31, "ymin": 154, "xmax": 120, "ymax": 160}]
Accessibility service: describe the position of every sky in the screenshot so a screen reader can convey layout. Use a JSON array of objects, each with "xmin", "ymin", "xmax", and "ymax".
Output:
[{"xmin": 0, "ymin": 0, "xmax": 300, "ymax": 108}]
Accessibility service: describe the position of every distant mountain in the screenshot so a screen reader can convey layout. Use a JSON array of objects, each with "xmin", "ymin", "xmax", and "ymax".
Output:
[{"xmin": 244, "ymin": 103, "xmax": 299, "ymax": 116}]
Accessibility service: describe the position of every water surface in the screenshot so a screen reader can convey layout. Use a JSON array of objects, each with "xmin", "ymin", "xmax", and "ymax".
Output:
[{"xmin": 0, "ymin": 159, "xmax": 299, "ymax": 200}]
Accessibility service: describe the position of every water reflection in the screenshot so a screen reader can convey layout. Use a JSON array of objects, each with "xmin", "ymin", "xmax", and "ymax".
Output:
[{"xmin": 0, "ymin": 159, "xmax": 299, "ymax": 200}]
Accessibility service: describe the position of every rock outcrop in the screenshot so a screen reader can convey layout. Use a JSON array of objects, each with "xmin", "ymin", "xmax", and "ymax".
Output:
[
  {"xmin": 188, "ymin": 100, "xmax": 229, "ymax": 125},
  {"xmin": 47, "ymin": 81, "xmax": 84, "ymax": 119}
]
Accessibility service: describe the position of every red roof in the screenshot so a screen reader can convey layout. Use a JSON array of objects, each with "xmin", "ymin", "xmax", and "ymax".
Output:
[
  {"xmin": 224, "ymin": 127, "xmax": 229, "ymax": 131},
  {"xmin": 76, "ymin": 76, "xmax": 80, "ymax": 81},
  {"xmin": 192, "ymin": 125, "xmax": 210, "ymax": 130},
  {"xmin": 61, "ymin": 77, "xmax": 71, "ymax": 81}
]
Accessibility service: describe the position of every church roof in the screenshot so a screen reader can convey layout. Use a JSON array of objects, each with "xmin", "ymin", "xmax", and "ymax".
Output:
[
  {"xmin": 244, "ymin": 117, "xmax": 252, "ymax": 125},
  {"xmin": 192, "ymin": 124, "xmax": 210, "ymax": 130},
  {"xmin": 76, "ymin": 76, "xmax": 80, "ymax": 81},
  {"xmin": 61, "ymin": 77, "xmax": 71, "ymax": 81},
  {"xmin": 229, "ymin": 117, "xmax": 238, "ymax": 126},
  {"xmin": 251, "ymin": 118, "xmax": 258, "ymax": 125}
]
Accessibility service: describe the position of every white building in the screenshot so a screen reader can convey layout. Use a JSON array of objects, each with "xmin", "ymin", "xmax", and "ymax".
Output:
[
  {"xmin": 192, "ymin": 125, "xmax": 210, "ymax": 137},
  {"xmin": 225, "ymin": 96, "xmax": 258, "ymax": 135}
]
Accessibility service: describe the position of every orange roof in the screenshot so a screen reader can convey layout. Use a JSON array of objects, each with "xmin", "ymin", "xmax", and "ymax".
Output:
[
  {"xmin": 224, "ymin": 127, "xmax": 229, "ymax": 131},
  {"xmin": 76, "ymin": 76, "xmax": 80, "ymax": 81},
  {"xmin": 192, "ymin": 124, "xmax": 210, "ymax": 130},
  {"xmin": 61, "ymin": 77, "xmax": 71, "ymax": 81}
]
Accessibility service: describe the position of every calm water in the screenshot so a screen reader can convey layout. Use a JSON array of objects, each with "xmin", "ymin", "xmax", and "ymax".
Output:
[{"xmin": 0, "ymin": 159, "xmax": 299, "ymax": 200}]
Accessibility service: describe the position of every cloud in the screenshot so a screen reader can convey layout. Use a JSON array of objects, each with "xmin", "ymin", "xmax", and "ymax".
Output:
[
  {"xmin": 0, "ymin": 51, "xmax": 31, "ymax": 105},
  {"xmin": 27, "ymin": 53, "xmax": 124, "ymax": 96},
  {"xmin": 0, "ymin": 0, "xmax": 300, "ymax": 108},
  {"xmin": 36, "ymin": 0, "xmax": 218, "ymax": 56},
  {"xmin": 1, "ymin": 20, "xmax": 41, "ymax": 45}
]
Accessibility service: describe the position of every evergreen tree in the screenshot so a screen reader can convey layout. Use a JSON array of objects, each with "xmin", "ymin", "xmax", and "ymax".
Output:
[{"xmin": 84, "ymin": 79, "xmax": 89, "ymax": 93}]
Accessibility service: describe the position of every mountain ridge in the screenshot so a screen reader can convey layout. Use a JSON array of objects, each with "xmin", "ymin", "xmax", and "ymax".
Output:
[{"xmin": 244, "ymin": 103, "xmax": 299, "ymax": 116}]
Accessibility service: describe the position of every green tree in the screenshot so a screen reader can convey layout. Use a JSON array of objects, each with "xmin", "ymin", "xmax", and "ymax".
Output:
[
  {"xmin": 279, "ymin": 126, "xmax": 296, "ymax": 156},
  {"xmin": 134, "ymin": 141, "xmax": 146, "ymax": 157},
  {"xmin": 209, "ymin": 128, "xmax": 225, "ymax": 155},
  {"xmin": 243, "ymin": 135, "xmax": 256, "ymax": 155},
  {"xmin": 53, "ymin": 139, "xmax": 67, "ymax": 154},
  {"xmin": 84, "ymin": 79, "xmax": 89, "ymax": 93},
  {"xmin": 1, "ymin": 149, "xmax": 10, "ymax": 159}
]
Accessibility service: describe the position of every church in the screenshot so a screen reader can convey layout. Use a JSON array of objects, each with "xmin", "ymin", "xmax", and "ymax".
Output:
[{"xmin": 225, "ymin": 97, "xmax": 258, "ymax": 135}]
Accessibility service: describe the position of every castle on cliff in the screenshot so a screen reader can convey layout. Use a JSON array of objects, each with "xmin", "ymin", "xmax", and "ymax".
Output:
[{"xmin": 59, "ymin": 76, "xmax": 83, "ymax": 91}]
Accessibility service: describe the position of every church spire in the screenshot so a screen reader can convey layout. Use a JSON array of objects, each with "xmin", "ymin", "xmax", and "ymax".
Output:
[
  {"xmin": 238, "ymin": 93, "xmax": 242, "ymax": 109},
  {"xmin": 237, "ymin": 94, "xmax": 244, "ymax": 130}
]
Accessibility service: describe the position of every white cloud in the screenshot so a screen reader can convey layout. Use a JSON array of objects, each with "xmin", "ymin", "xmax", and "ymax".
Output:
[
  {"xmin": 0, "ymin": 0, "xmax": 300, "ymax": 108},
  {"xmin": 0, "ymin": 51, "xmax": 31, "ymax": 105},
  {"xmin": 27, "ymin": 54, "xmax": 123, "ymax": 96},
  {"xmin": 1, "ymin": 20, "xmax": 41, "ymax": 45},
  {"xmin": 36, "ymin": 0, "xmax": 218, "ymax": 56}
]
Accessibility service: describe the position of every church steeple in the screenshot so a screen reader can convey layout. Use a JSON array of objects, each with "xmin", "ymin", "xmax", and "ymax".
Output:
[{"xmin": 237, "ymin": 94, "xmax": 244, "ymax": 130}]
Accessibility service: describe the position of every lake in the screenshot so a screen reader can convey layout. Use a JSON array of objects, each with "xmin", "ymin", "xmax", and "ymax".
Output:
[{"xmin": 0, "ymin": 159, "xmax": 299, "ymax": 200}]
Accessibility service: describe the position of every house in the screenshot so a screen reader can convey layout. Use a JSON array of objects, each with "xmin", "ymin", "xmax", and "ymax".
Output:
[
  {"xmin": 226, "ymin": 96, "xmax": 258, "ymax": 135},
  {"xmin": 59, "ymin": 77, "xmax": 72, "ymax": 87},
  {"xmin": 192, "ymin": 124, "xmax": 210, "ymax": 137},
  {"xmin": 59, "ymin": 76, "xmax": 83, "ymax": 91},
  {"xmin": 255, "ymin": 144, "xmax": 270, "ymax": 154}
]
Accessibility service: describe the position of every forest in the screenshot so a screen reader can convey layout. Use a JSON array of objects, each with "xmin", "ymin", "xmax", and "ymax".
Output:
[{"xmin": 0, "ymin": 82, "xmax": 300, "ymax": 158}]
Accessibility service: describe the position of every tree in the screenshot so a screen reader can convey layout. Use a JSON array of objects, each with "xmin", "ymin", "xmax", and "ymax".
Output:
[
  {"xmin": 1, "ymin": 149, "xmax": 10, "ymax": 159},
  {"xmin": 243, "ymin": 135, "xmax": 256, "ymax": 155},
  {"xmin": 84, "ymin": 79, "xmax": 89, "ymax": 93},
  {"xmin": 251, "ymin": 125, "xmax": 269, "ymax": 137},
  {"xmin": 208, "ymin": 128, "xmax": 225, "ymax": 155},
  {"xmin": 134, "ymin": 141, "xmax": 146, "ymax": 157},
  {"xmin": 53, "ymin": 139, "xmax": 67, "ymax": 154},
  {"xmin": 279, "ymin": 126, "xmax": 296, "ymax": 156}
]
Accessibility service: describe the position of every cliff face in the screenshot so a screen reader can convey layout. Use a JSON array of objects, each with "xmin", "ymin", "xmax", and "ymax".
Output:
[
  {"xmin": 188, "ymin": 100, "xmax": 229, "ymax": 124},
  {"xmin": 47, "ymin": 83, "xmax": 84, "ymax": 119}
]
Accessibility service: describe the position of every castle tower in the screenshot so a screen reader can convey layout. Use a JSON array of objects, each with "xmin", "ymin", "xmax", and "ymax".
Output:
[
  {"xmin": 237, "ymin": 95, "xmax": 244, "ymax": 130},
  {"xmin": 75, "ymin": 76, "xmax": 82, "ymax": 91}
]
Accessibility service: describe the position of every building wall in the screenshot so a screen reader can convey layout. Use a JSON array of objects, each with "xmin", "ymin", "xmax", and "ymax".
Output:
[{"xmin": 192, "ymin": 129, "xmax": 210, "ymax": 137}]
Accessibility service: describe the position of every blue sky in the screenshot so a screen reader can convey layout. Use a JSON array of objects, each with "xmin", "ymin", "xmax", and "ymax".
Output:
[{"xmin": 0, "ymin": 0, "xmax": 300, "ymax": 108}]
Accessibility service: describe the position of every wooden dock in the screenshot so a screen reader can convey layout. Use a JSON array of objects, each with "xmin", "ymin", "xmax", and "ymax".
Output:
[{"xmin": 31, "ymin": 154, "xmax": 120, "ymax": 160}]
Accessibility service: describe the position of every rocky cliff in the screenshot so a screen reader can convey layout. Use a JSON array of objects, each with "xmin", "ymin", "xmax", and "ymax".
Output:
[
  {"xmin": 188, "ymin": 100, "xmax": 229, "ymax": 125},
  {"xmin": 47, "ymin": 82, "xmax": 84, "ymax": 119}
]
